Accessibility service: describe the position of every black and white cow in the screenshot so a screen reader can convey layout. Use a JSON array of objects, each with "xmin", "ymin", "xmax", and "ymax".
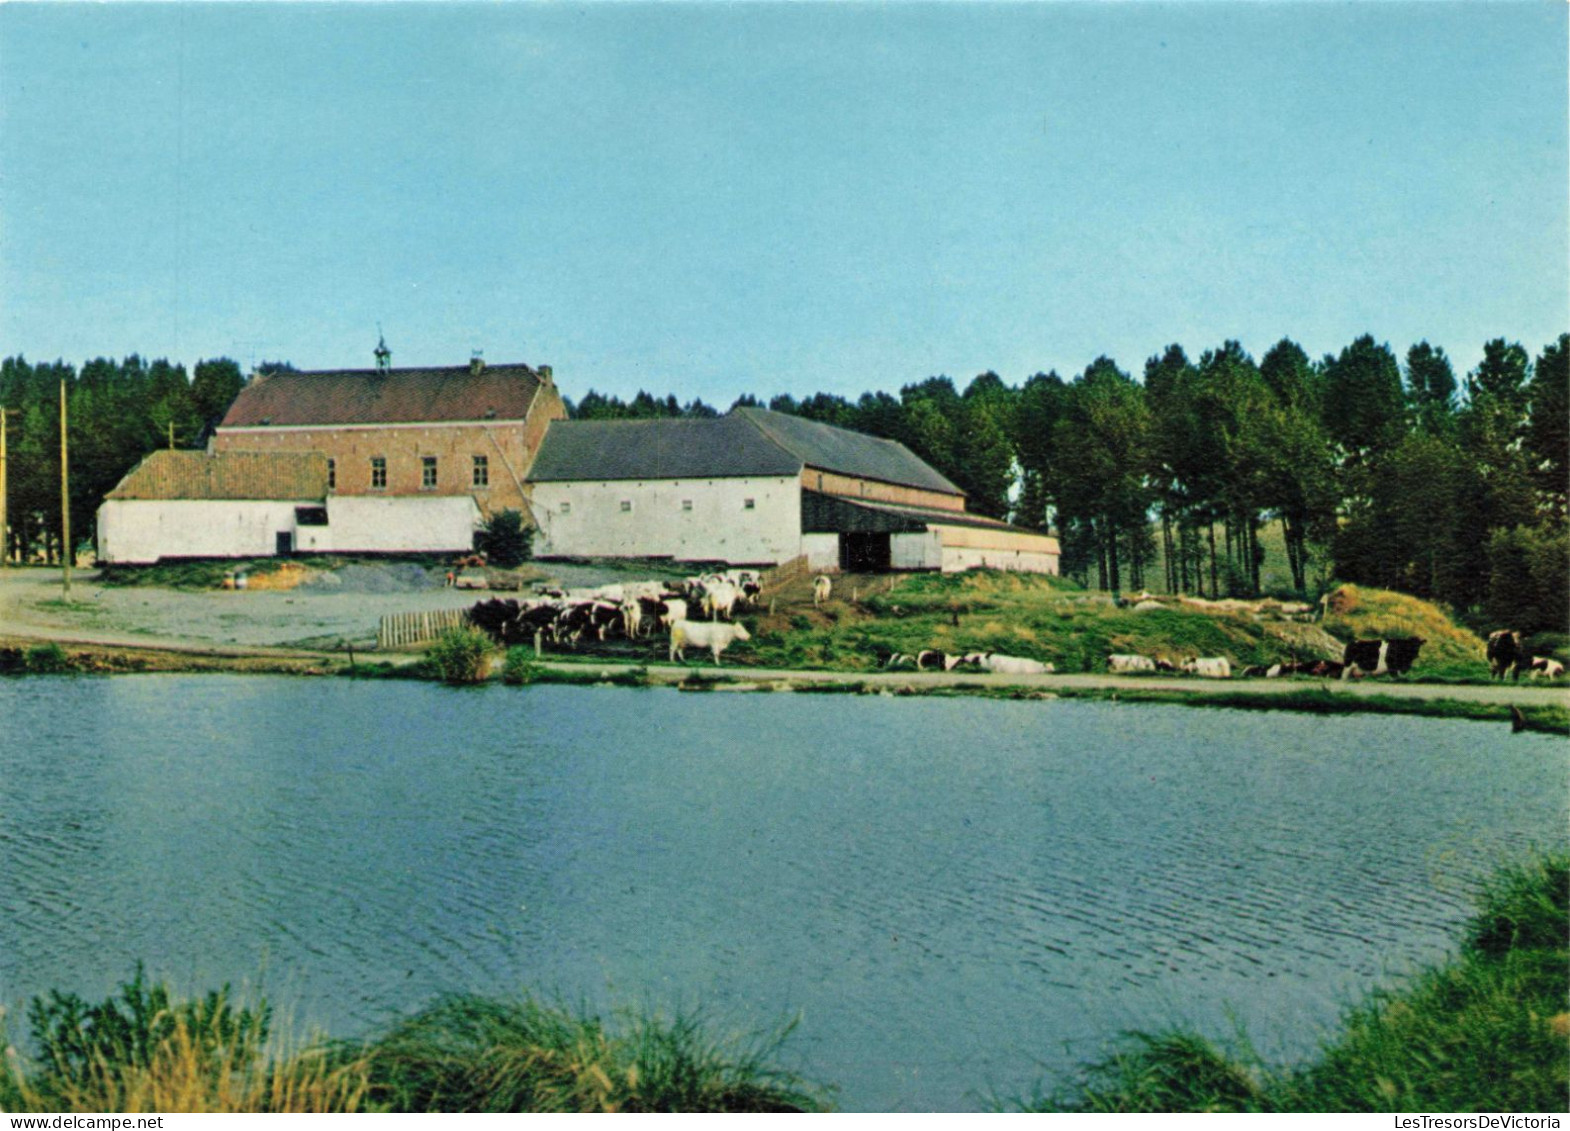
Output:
[{"xmin": 1342, "ymin": 637, "xmax": 1424, "ymax": 679}]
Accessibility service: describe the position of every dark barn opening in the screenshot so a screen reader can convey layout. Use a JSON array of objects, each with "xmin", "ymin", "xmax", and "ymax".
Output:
[{"xmin": 840, "ymin": 531, "xmax": 891, "ymax": 572}]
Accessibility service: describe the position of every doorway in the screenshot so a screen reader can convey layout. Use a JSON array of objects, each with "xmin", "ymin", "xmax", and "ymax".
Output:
[{"xmin": 839, "ymin": 532, "xmax": 890, "ymax": 572}]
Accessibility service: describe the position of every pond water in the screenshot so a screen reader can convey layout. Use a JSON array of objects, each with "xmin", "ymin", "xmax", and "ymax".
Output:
[{"xmin": 1, "ymin": 676, "xmax": 1564, "ymax": 1111}]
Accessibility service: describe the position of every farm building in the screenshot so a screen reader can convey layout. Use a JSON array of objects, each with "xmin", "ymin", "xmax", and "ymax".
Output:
[
  {"xmin": 96, "ymin": 355, "xmax": 562, "ymax": 563},
  {"xmin": 527, "ymin": 407, "xmax": 1060, "ymax": 573},
  {"xmin": 96, "ymin": 450, "xmax": 483, "ymax": 563},
  {"xmin": 213, "ymin": 356, "xmax": 566, "ymax": 521},
  {"xmin": 96, "ymin": 358, "xmax": 1058, "ymax": 574}
]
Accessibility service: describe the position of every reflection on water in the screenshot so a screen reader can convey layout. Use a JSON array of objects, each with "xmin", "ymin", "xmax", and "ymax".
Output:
[{"xmin": 1, "ymin": 676, "xmax": 1564, "ymax": 1110}]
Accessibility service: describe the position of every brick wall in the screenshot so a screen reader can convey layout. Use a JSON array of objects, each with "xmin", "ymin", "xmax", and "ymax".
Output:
[{"xmin": 215, "ymin": 383, "xmax": 566, "ymax": 519}]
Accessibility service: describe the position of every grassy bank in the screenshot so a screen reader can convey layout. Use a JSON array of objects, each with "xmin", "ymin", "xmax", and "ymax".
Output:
[
  {"xmin": 740, "ymin": 571, "xmax": 1502, "ymax": 679},
  {"xmin": 1017, "ymin": 852, "xmax": 1570, "ymax": 1113},
  {"xmin": 1046, "ymin": 685, "xmax": 1570, "ymax": 736}
]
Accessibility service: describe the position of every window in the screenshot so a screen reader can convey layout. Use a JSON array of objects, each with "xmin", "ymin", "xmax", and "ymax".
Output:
[
  {"xmin": 682, "ymin": 499, "xmax": 693, "ymax": 512},
  {"xmin": 422, "ymin": 456, "xmax": 438, "ymax": 489},
  {"xmin": 743, "ymin": 498, "xmax": 756, "ymax": 510},
  {"xmin": 620, "ymin": 500, "xmax": 632, "ymax": 513},
  {"xmin": 326, "ymin": 459, "xmax": 336, "ymax": 491},
  {"xmin": 370, "ymin": 457, "xmax": 387, "ymax": 489},
  {"xmin": 294, "ymin": 506, "xmax": 328, "ymax": 527},
  {"xmin": 472, "ymin": 455, "xmax": 489, "ymax": 487},
  {"xmin": 560, "ymin": 502, "xmax": 571, "ymax": 515}
]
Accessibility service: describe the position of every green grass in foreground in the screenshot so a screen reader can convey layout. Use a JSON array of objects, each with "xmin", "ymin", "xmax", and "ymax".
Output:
[
  {"xmin": 1015, "ymin": 852, "xmax": 1570, "ymax": 1113},
  {"xmin": 0, "ymin": 985, "xmax": 826, "ymax": 1114}
]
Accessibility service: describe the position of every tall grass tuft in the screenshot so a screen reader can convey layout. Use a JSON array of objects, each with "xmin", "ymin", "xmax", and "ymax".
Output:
[
  {"xmin": 345, "ymin": 994, "xmax": 826, "ymax": 1113},
  {"xmin": 1032, "ymin": 1031, "xmax": 1268, "ymax": 1113},
  {"xmin": 1020, "ymin": 850, "xmax": 1570, "ymax": 1113},
  {"xmin": 427, "ymin": 626, "xmax": 493, "ymax": 684},
  {"xmin": 2, "ymin": 966, "xmax": 370, "ymax": 1113}
]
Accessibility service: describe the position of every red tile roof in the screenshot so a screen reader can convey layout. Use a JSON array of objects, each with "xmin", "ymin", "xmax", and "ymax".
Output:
[
  {"xmin": 106, "ymin": 451, "xmax": 328, "ymax": 501},
  {"xmin": 220, "ymin": 364, "xmax": 546, "ymax": 428}
]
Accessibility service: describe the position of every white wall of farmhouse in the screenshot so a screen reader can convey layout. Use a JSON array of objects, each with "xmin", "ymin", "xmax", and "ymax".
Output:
[
  {"xmin": 319, "ymin": 495, "xmax": 480, "ymax": 554},
  {"xmin": 97, "ymin": 499, "xmax": 310, "ymax": 563},
  {"xmin": 531, "ymin": 476, "xmax": 800, "ymax": 565},
  {"xmin": 97, "ymin": 495, "xmax": 481, "ymax": 562}
]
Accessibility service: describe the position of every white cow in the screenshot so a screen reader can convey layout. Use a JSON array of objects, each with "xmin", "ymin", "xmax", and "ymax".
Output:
[
  {"xmin": 658, "ymin": 598, "xmax": 688, "ymax": 632},
  {"xmin": 813, "ymin": 575, "xmax": 832, "ymax": 606},
  {"xmin": 669, "ymin": 619, "xmax": 752, "ymax": 665},
  {"xmin": 1107, "ymin": 654, "xmax": 1157, "ymax": 674},
  {"xmin": 1181, "ymin": 656, "xmax": 1232, "ymax": 679},
  {"xmin": 703, "ymin": 581, "xmax": 740, "ymax": 621}
]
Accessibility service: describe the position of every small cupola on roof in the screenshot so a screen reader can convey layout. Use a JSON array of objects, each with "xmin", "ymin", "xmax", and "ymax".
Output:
[{"xmin": 373, "ymin": 332, "xmax": 391, "ymax": 374}]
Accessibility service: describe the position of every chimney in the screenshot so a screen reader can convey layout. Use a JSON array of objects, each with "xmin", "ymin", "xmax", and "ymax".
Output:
[
  {"xmin": 469, "ymin": 351, "xmax": 485, "ymax": 376},
  {"xmin": 538, "ymin": 365, "xmax": 553, "ymax": 384}
]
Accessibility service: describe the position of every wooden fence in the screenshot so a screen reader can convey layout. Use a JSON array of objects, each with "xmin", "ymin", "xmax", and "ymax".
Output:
[
  {"xmin": 758, "ymin": 554, "xmax": 811, "ymax": 595},
  {"xmin": 378, "ymin": 607, "xmax": 470, "ymax": 649}
]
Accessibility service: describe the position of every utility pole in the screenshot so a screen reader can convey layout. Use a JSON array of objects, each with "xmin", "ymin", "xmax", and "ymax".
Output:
[
  {"xmin": 0, "ymin": 406, "xmax": 17, "ymax": 570},
  {"xmin": 59, "ymin": 377, "xmax": 70, "ymax": 597}
]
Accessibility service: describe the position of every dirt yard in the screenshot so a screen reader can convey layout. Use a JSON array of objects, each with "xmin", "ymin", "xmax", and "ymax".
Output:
[{"xmin": 0, "ymin": 559, "xmax": 674, "ymax": 651}]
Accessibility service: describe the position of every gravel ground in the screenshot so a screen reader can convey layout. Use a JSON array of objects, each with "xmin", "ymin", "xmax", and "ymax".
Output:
[{"xmin": 0, "ymin": 560, "xmax": 685, "ymax": 650}]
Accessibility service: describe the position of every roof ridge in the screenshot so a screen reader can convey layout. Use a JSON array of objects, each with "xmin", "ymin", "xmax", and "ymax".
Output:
[{"xmin": 730, "ymin": 405, "xmax": 801, "ymax": 466}]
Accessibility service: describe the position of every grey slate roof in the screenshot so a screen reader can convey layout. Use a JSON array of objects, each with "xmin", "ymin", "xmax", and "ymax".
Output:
[
  {"xmin": 528, "ymin": 416, "xmax": 802, "ymax": 482},
  {"xmin": 529, "ymin": 409, "xmax": 964, "ymax": 496},
  {"xmin": 736, "ymin": 408, "xmax": 963, "ymax": 496}
]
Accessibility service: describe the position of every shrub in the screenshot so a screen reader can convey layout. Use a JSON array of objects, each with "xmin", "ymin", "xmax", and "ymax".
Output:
[
  {"xmin": 24, "ymin": 643, "xmax": 73, "ymax": 674},
  {"xmin": 428, "ymin": 627, "xmax": 493, "ymax": 685},
  {"xmin": 475, "ymin": 510, "xmax": 533, "ymax": 569}
]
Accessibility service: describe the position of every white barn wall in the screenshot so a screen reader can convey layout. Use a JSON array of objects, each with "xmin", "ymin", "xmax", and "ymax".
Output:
[
  {"xmin": 532, "ymin": 477, "xmax": 799, "ymax": 565},
  {"xmin": 98, "ymin": 499, "xmax": 308, "ymax": 563},
  {"xmin": 801, "ymin": 533, "xmax": 840, "ymax": 572},
  {"xmin": 321, "ymin": 495, "xmax": 480, "ymax": 553},
  {"xmin": 939, "ymin": 546, "xmax": 1060, "ymax": 574},
  {"xmin": 890, "ymin": 531, "xmax": 942, "ymax": 570}
]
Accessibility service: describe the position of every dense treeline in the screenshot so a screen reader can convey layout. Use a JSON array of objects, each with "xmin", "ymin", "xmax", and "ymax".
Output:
[
  {"xmin": 4, "ymin": 333, "xmax": 1564, "ymax": 633},
  {"xmin": 570, "ymin": 332, "xmax": 1569, "ymax": 632},
  {"xmin": 0, "ymin": 356, "xmax": 246, "ymax": 564}
]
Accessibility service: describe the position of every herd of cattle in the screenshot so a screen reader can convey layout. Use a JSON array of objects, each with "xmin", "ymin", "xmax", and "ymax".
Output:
[
  {"xmin": 464, "ymin": 579, "xmax": 1564, "ymax": 679},
  {"xmin": 880, "ymin": 640, "xmax": 1438, "ymax": 680},
  {"xmin": 466, "ymin": 570, "xmax": 768, "ymax": 664}
]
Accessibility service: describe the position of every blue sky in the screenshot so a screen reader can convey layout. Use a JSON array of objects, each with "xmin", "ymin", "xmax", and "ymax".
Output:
[{"xmin": 1, "ymin": 2, "xmax": 1564, "ymax": 406}]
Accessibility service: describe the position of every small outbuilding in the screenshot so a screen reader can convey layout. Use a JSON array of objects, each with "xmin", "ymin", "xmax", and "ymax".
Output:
[{"xmin": 96, "ymin": 450, "xmax": 481, "ymax": 563}]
